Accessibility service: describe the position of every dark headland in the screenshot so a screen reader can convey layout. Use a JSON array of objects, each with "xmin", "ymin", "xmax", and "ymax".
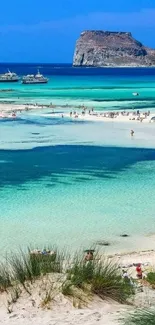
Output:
[{"xmin": 73, "ymin": 30, "xmax": 155, "ymax": 67}]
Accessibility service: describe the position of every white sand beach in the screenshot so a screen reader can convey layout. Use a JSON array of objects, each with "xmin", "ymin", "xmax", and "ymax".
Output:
[
  {"xmin": 0, "ymin": 103, "xmax": 155, "ymax": 124},
  {"xmin": 1, "ymin": 102, "xmax": 155, "ymax": 150},
  {"xmin": 0, "ymin": 250, "xmax": 155, "ymax": 325},
  {"xmin": 0, "ymin": 293, "xmax": 127, "ymax": 325},
  {"xmin": 53, "ymin": 108, "xmax": 155, "ymax": 124}
]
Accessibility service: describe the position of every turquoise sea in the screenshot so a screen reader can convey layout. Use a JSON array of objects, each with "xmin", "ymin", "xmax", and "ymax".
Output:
[
  {"xmin": 1, "ymin": 64, "xmax": 155, "ymax": 254},
  {"xmin": 1, "ymin": 64, "xmax": 155, "ymax": 110}
]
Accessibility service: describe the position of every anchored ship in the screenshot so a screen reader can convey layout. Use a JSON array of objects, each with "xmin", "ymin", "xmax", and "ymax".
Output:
[
  {"xmin": 0, "ymin": 70, "xmax": 20, "ymax": 82},
  {"xmin": 22, "ymin": 70, "xmax": 48, "ymax": 84}
]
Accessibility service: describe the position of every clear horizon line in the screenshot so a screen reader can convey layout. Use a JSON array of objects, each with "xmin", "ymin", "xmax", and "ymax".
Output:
[{"xmin": 0, "ymin": 62, "xmax": 72, "ymax": 65}]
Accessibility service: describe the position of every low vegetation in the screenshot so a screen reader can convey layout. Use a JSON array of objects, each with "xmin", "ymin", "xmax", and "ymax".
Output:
[
  {"xmin": 0, "ymin": 246, "xmax": 64, "ymax": 294},
  {"xmin": 63, "ymin": 254, "xmax": 134, "ymax": 303},
  {"xmin": 9, "ymin": 248, "xmax": 63, "ymax": 286},
  {"xmin": 0, "ymin": 246, "xmax": 135, "ymax": 310},
  {"xmin": 0, "ymin": 263, "xmax": 12, "ymax": 292},
  {"xmin": 146, "ymin": 272, "xmax": 155, "ymax": 286},
  {"xmin": 124, "ymin": 308, "xmax": 155, "ymax": 325}
]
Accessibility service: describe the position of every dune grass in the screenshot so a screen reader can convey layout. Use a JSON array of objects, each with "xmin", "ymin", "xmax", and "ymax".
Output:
[
  {"xmin": 0, "ymin": 263, "xmax": 12, "ymax": 292},
  {"xmin": 9, "ymin": 247, "xmax": 63, "ymax": 285},
  {"xmin": 0, "ymin": 247, "xmax": 135, "ymax": 305},
  {"xmin": 0, "ymin": 246, "xmax": 65, "ymax": 294},
  {"xmin": 91, "ymin": 259, "xmax": 133, "ymax": 303},
  {"xmin": 64, "ymin": 254, "xmax": 134, "ymax": 303},
  {"xmin": 124, "ymin": 309, "xmax": 155, "ymax": 325}
]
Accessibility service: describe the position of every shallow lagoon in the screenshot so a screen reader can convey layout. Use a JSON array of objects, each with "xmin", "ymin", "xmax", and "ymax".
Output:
[
  {"xmin": 0, "ymin": 66, "xmax": 155, "ymax": 254},
  {"xmin": 0, "ymin": 113, "xmax": 155, "ymax": 254}
]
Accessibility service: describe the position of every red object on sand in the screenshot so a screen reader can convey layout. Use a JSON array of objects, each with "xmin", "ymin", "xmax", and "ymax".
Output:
[{"xmin": 136, "ymin": 264, "xmax": 142, "ymax": 278}]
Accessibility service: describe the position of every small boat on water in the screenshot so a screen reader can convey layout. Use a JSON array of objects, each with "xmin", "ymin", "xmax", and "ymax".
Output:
[
  {"xmin": 0, "ymin": 70, "xmax": 20, "ymax": 82},
  {"xmin": 22, "ymin": 70, "xmax": 48, "ymax": 84},
  {"xmin": 132, "ymin": 92, "xmax": 139, "ymax": 96}
]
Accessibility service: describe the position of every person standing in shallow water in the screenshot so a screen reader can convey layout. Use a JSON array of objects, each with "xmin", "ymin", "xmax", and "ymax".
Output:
[{"xmin": 131, "ymin": 130, "xmax": 134, "ymax": 137}]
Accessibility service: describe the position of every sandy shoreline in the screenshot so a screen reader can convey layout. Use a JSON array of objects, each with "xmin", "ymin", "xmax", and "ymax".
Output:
[{"xmin": 0, "ymin": 102, "xmax": 155, "ymax": 124}]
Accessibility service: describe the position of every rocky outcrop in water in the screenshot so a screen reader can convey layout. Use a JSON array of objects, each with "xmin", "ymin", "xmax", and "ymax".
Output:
[{"xmin": 73, "ymin": 31, "xmax": 155, "ymax": 67}]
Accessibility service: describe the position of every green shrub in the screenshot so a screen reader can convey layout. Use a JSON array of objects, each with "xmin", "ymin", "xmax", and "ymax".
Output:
[
  {"xmin": 124, "ymin": 309, "xmax": 155, "ymax": 325},
  {"xmin": 66, "ymin": 254, "xmax": 134, "ymax": 303},
  {"xmin": 147, "ymin": 272, "xmax": 155, "ymax": 285},
  {"xmin": 91, "ymin": 259, "xmax": 133, "ymax": 303}
]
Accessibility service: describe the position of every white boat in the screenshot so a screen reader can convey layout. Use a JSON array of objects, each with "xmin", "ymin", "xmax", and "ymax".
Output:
[
  {"xmin": 22, "ymin": 70, "xmax": 48, "ymax": 84},
  {"xmin": 132, "ymin": 92, "xmax": 139, "ymax": 96},
  {"xmin": 0, "ymin": 70, "xmax": 19, "ymax": 82}
]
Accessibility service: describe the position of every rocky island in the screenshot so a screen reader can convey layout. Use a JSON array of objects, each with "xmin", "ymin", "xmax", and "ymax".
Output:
[{"xmin": 73, "ymin": 31, "xmax": 155, "ymax": 67}]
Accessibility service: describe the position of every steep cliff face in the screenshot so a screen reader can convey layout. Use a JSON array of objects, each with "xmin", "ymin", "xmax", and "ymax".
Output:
[{"xmin": 73, "ymin": 31, "xmax": 155, "ymax": 67}]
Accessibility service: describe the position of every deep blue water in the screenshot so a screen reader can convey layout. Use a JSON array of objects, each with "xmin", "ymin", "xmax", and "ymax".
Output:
[
  {"xmin": 1, "ymin": 63, "xmax": 155, "ymax": 76},
  {"xmin": 0, "ymin": 145, "xmax": 155, "ymax": 189}
]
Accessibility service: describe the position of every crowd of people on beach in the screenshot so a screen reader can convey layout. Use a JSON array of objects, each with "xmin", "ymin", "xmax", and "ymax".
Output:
[
  {"xmin": 66, "ymin": 107, "xmax": 151, "ymax": 122},
  {"xmin": 0, "ymin": 99, "xmax": 153, "ymax": 128}
]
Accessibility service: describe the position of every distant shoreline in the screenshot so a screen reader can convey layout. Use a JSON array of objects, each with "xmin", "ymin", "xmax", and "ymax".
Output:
[
  {"xmin": 0, "ymin": 102, "xmax": 154, "ymax": 125},
  {"xmin": 73, "ymin": 65, "xmax": 155, "ymax": 68}
]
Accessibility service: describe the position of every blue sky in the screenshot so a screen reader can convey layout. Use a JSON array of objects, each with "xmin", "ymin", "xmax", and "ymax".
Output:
[{"xmin": 0, "ymin": 0, "xmax": 155, "ymax": 62}]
